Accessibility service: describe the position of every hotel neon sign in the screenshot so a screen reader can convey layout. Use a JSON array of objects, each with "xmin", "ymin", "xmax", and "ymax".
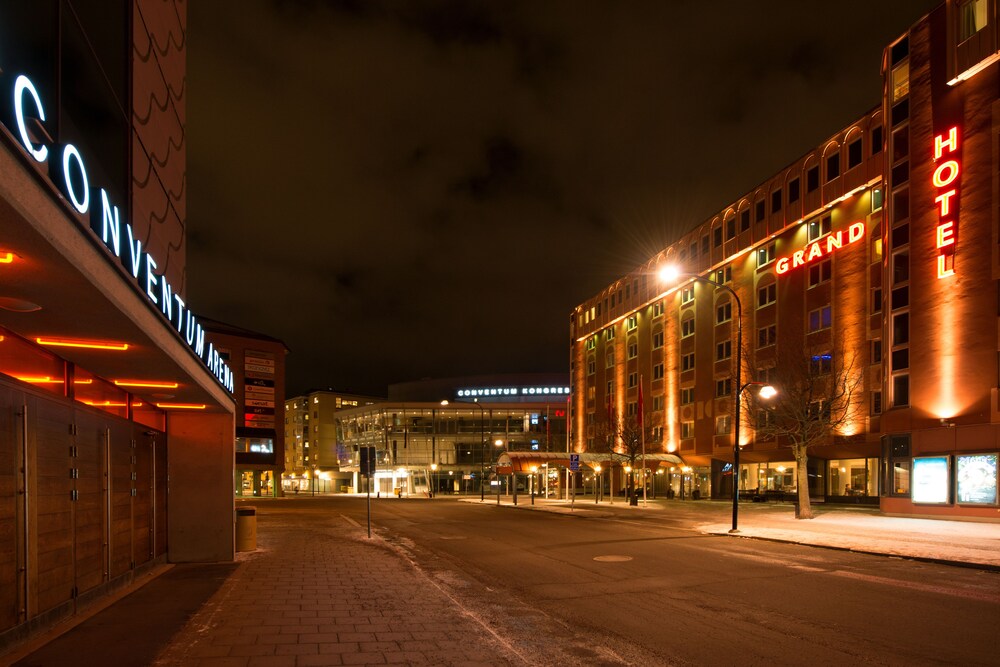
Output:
[
  {"xmin": 775, "ymin": 221, "xmax": 865, "ymax": 275},
  {"xmin": 932, "ymin": 127, "xmax": 959, "ymax": 279},
  {"xmin": 6, "ymin": 73, "xmax": 234, "ymax": 393}
]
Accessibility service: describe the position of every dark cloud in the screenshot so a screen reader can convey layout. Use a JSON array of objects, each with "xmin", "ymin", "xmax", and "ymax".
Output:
[{"xmin": 187, "ymin": 0, "xmax": 941, "ymax": 396}]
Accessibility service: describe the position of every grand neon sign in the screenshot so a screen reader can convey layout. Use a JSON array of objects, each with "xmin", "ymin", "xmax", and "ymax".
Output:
[
  {"xmin": 5, "ymin": 74, "xmax": 234, "ymax": 393},
  {"xmin": 775, "ymin": 221, "xmax": 865, "ymax": 275},
  {"xmin": 932, "ymin": 127, "xmax": 959, "ymax": 279}
]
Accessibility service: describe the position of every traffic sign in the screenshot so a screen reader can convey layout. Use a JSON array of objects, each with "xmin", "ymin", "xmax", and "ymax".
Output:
[{"xmin": 570, "ymin": 453, "xmax": 580, "ymax": 471}]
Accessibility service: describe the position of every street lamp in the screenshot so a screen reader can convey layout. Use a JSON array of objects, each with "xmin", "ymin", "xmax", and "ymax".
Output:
[
  {"xmin": 530, "ymin": 465, "xmax": 538, "ymax": 504},
  {"xmin": 659, "ymin": 266, "xmax": 745, "ymax": 532},
  {"xmin": 594, "ymin": 464, "xmax": 602, "ymax": 504},
  {"xmin": 494, "ymin": 439, "xmax": 504, "ymax": 505},
  {"xmin": 430, "ymin": 462, "xmax": 438, "ymax": 499}
]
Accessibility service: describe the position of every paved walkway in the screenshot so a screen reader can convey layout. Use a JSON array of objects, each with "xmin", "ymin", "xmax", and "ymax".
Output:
[{"xmin": 5, "ymin": 497, "xmax": 999, "ymax": 666}]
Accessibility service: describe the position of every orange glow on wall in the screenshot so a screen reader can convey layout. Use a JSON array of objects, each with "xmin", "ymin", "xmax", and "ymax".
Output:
[
  {"xmin": 81, "ymin": 400, "xmax": 128, "ymax": 408},
  {"xmin": 114, "ymin": 380, "xmax": 179, "ymax": 389},
  {"xmin": 36, "ymin": 337, "xmax": 129, "ymax": 351},
  {"xmin": 774, "ymin": 222, "xmax": 865, "ymax": 275},
  {"xmin": 155, "ymin": 402, "xmax": 206, "ymax": 410},
  {"xmin": 0, "ymin": 253, "xmax": 13, "ymax": 264},
  {"xmin": 932, "ymin": 127, "xmax": 959, "ymax": 279}
]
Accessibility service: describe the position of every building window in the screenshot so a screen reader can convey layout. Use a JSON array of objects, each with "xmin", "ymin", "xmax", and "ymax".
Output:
[
  {"xmin": 893, "ymin": 252, "xmax": 909, "ymax": 285},
  {"xmin": 606, "ymin": 328, "xmax": 616, "ymax": 340},
  {"xmin": 716, "ymin": 302, "xmax": 732, "ymax": 324},
  {"xmin": 755, "ymin": 199, "xmax": 766, "ymax": 221},
  {"xmin": 606, "ymin": 351, "xmax": 615, "ymax": 368},
  {"xmin": 681, "ymin": 287, "xmax": 694, "ymax": 304},
  {"xmin": 892, "ymin": 374, "xmax": 910, "ymax": 407},
  {"xmin": 872, "ymin": 126, "xmax": 883, "ymax": 155},
  {"xmin": 606, "ymin": 380, "xmax": 613, "ymax": 395},
  {"xmin": 627, "ymin": 341, "xmax": 638, "ymax": 359},
  {"xmin": 653, "ymin": 301, "xmax": 665, "ymax": 317},
  {"xmin": 892, "ymin": 312, "xmax": 909, "ymax": 345},
  {"xmin": 960, "ymin": 0, "xmax": 989, "ymax": 41},
  {"xmin": 848, "ymin": 137, "xmax": 863, "ymax": 169},
  {"xmin": 808, "ymin": 260, "xmax": 832, "ymax": 287},
  {"xmin": 808, "ymin": 306, "xmax": 832, "ymax": 332},
  {"xmin": 681, "ymin": 318, "xmax": 695, "ymax": 338},
  {"xmin": 806, "ymin": 165, "xmax": 820, "ymax": 192},
  {"xmin": 714, "ymin": 226, "xmax": 723, "ymax": 247},
  {"xmin": 627, "ymin": 315, "xmax": 637, "ymax": 331},
  {"xmin": 681, "ymin": 421, "xmax": 694, "ymax": 439},
  {"xmin": 653, "ymin": 395, "xmax": 664, "ymax": 411},
  {"xmin": 587, "ymin": 386, "xmax": 596, "ymax": 401},
  {"xmin": 757, "ymin": 324, "xmax": 776, "ymax": 348},
  {"xmin": 653, "ymin": 330, "xmax": 664, "ymax": 349},
  {"xmin": 757, "ymin": 284, "xmax": 776, "ymax": 308},
  {"xmin": 701, "ymin": 235, "xmax": 709, "ymax": 256},
  {"xmin": 715, "ymin": 415, "xmax": 731, "ymax": 435},
  {"xmin": 681, "ymin": 353, "xmax": 695, "ymax": 372},
  {"xmin": 716, "ymin": 378, "xmax": 731, "ymax": 397},
  {"xmin": 872, "ymin": 391, "xmax": 883, "ymax": 415},
  {"xmin": 740, "ymin": 208, "xmax": 751, "ymax": 231},
  {"xmin": 587, "ymin": 359, "xmax": 596, "ymax": 375},
  {"xmin": 771, "ymin": 188, "xmax": 782, "ymax": 214},
  {"xmin": 680, "ymin": 387, "xmax": 694, "ymax": 405},
  {"xmin": 808, "ymin": 215, "xmax": 832, "ymax": 242},
  {"xmin": 757, "ymin": 242, "xmax": 775, "ymax": 268},
  {"xmin": 627, "ymin": 402, "xmax": 638, "ymax": 417},
  {"xmin": 872, "ymin": 187, "xmax": 883, "ymax": 212},
  {"xmin": 726, "ymin": 216, "xmax": 736, "ymax": 240},
  {"xmin": 871, "ymin": 339, "xmax": 882, "ymax": 364},
  {"xmin": 628, "ymin": 373, "xmax": 638, "ymax": 388},
  {"xmin": 586, "ymin": 336, "xmax": 597, "ymax": 350},
  {"xmin": 884, "ymin": 434, "xmax": 911, "ymax": 496},
  {"xmin": 811, "ymin": 353, "xmax": 832, "ymax": 375},
  {"xmin": 716, "ymin": 340, "xmax": 732, "ymax": 361},
  {"xmin": 653, "ymin": 363, "xmax": 664, "ymax": 380},
  {"xmin": 891, "ymin": 348, "xmax": 909, "ymax": 370},
  {"xmin": 714, "ymin": 266, "xmax": 732, "ymax": 284},
  {"xmin": 788, "ymin": 177, "xmax": 800, "ymax": 203},
  {"xmin": 891, "ymin": 61, "xmax": 909, "ymax": 102},
  {"xmin": 826, "ymin": 153, "xmax": 840, "ymax": 181}
]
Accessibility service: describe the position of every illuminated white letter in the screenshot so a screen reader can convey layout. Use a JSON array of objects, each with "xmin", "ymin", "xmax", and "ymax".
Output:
[
  {"xmin": 775, "ymin": 257, "xmax": 790, "ymax": 274},
  {"xmin": 173, "ymin": 294, "xmax": 186, "ymax": 332},
  {"xmin": 195, "ymin": 322, "xmax": 205, "ymax": 356},
  {"xmin": 145, "ymin": 255, "xmax": 159, "ymax": 303},
  {"xmin": 125, "ymin": 225, "xmax": 143, "ymax": 278},
  {"xmin": 848, "ymin": 222, "xmax": 865, "ymax": 243},
  {"xmin": 160, "ymin": 278, "xmax": 173, "ymax": 320},
  {"xmin": 98, "ymin": 190, "xmax": 121, "ymax": 257},
  {"xmin": 60, "ymin": 144, "xmax": 89, "ymax": 214},
  {"xmin": 14, "ymin": 75, "xmax": 48, "ymax": 162}
]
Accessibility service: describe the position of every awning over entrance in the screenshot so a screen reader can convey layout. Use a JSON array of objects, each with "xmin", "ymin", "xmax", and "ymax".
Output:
[{"xmin": 497, "ymin": 451, "xmax": 684, "ymax": 473}]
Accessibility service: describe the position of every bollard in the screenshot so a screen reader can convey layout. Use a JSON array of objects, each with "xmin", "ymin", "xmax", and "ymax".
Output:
[{"xmin": 235, "ymin": 506, "xmax": 257, "ymax": 551}]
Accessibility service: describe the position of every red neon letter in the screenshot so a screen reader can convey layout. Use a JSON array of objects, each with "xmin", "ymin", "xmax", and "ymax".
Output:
[
  {"xmin": 934, "ymin": 190, "xmax": 957, "ymax": 217},
  {"xmin": 933, "ymin": 160, "xmax": 960, "ymax": 188},
  {"xmin": 775, "ymin": 257, "xmax": 790, "ymax": 274},
  {"xmin": 792, "ymin": 249, "xmax": 805, "ymax": 268},
  {"xmin": 937, "ymin": 254, "xmax": 955, "ymax": 279}
]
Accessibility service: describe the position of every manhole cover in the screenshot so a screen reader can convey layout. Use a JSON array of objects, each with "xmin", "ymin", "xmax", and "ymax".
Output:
[{"xmin": 593, "ymin": 555, "xmax": 633, "ymax": 562}]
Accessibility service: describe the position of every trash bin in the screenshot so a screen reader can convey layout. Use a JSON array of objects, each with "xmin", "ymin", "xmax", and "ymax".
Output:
[{"xmin": 235, "ymin": 506, "xmax": 257, "ymax": 552}]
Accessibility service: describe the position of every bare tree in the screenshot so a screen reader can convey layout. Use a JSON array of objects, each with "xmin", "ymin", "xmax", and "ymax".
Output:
[
  {"xmin": 598, "ymin": 412, "xmax": 647, "ymax": 505},
  {"xmin": 743, "ymin": 341, "xmax": 864, "ymax": 519}
]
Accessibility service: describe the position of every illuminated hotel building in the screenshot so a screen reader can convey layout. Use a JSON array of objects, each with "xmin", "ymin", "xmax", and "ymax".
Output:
[
  {"xmin": 0, "ymin": 2, "xmax": 238, "ymax": 648},
  {"xmin": 570, "ymin": 1, "xmax": 1000, "ymax": 519}
]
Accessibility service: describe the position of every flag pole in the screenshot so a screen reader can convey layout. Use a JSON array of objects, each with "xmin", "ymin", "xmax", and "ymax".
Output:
[{"xmin": 640, "ymin": 374, "xmax": 646, "ymax": 507}]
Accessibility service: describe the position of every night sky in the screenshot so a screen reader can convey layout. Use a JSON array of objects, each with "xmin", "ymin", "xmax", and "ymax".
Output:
[{"xmin": 185, "ymin": 1, "xmax": 939, "ymax": 397}]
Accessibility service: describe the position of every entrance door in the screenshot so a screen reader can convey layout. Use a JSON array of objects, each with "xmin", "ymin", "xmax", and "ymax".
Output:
[
  {"xmin": 133, "ymin": 432, "xmax": 154, "ymax": 566},
  {"xmin": 72, "ymin": 411, "xmax": 107, "ymax": 597}
]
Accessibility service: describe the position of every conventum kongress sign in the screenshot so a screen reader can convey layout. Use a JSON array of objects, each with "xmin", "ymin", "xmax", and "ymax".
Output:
[{"xmin": 5, "ymin": 73, "xmax": 234, "ymax": 393}]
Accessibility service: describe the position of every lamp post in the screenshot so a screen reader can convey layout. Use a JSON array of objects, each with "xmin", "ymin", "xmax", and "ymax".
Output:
[
  {"xmin": 594, "ymin": 464, "xmax": 602, "ymax": 504},
  {"xmin": 660, "ymin": 267, "xmax": 743, "ymax": 532},
  {"xmin": 530, "ymin": 465, "xmax": 538, "ymax": 504},
  {"xmin": 495, "ymin": 439, "xmax": 504, "ymax": 505},
  {"xmin": 430, "ymin": 462, "xmax": 437, "ymax": 499}
]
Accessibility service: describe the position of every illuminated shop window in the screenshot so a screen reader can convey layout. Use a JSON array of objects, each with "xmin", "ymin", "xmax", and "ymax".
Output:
[{"xmin": 959, "ymin": 0, "xmax": 988, "ymax": 42}]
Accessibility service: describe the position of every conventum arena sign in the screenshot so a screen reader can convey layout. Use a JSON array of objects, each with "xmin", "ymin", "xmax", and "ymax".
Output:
[
  {"xmin": 775, "ymin": 221, "xmax": 865, "ymax": 275},
  {"xmin": 5, "ymin": 73, "xmax": 234, "ymax": 393}
]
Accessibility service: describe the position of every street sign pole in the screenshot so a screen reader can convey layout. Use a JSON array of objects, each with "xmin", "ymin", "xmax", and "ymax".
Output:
[{"xmin": 360, "ymin": 446, "xmax": 376, "ymax": 538}]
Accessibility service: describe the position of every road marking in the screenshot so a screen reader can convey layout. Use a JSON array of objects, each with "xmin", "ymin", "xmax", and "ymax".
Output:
[
  {"xmin": 829, "ymin": 569, "xmax": 1000, "ymax": 603},
  {"xmin": 340, "ymin": 513, "xmax": 361, "ymax": 528},
  {"xmin": 594, "ymin": 555, "xmax": 633, "ymax": 562}
]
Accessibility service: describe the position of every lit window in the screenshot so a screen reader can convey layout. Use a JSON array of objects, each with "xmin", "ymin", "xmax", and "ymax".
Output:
[
  {"xmin": 891, "ymin": 61, "xmax": 909, "ymax": 102},
  {"xmin": 810, "ymin": 354, "xmax": 832, "ymax": 375},
  {"xmin": 714, "ymin": 266, "xmax": 732, "ymax": 284},
  {"xmin": 586, "ymin": 337, "xmax": 597, "ymax": 350},
  {"xmin": 807, "ymin": 215, "xmax": 831, "ymax": 242},
  {"xmin": 681, "ymin": 287, "xmax": 694, "ymax": 305},
  {"xmin": 959, "ymin": 0, "xmax": 988, "ymax": 42},
  {"xmin": 626, "ymin": 315, "xmax": 637, "ymax": 331},
  {"xmin": 715, "ymin": 415, "xmax": 731, "ymax": 435},
  {"xmin": 757, "ymin": 242, "xmax": 775, "ymax": 268}
]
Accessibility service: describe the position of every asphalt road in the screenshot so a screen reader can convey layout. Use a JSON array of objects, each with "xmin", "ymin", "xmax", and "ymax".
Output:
[{"xmin": 264, "ymin": 496, "xmax": 1000, "ymax": 666}]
